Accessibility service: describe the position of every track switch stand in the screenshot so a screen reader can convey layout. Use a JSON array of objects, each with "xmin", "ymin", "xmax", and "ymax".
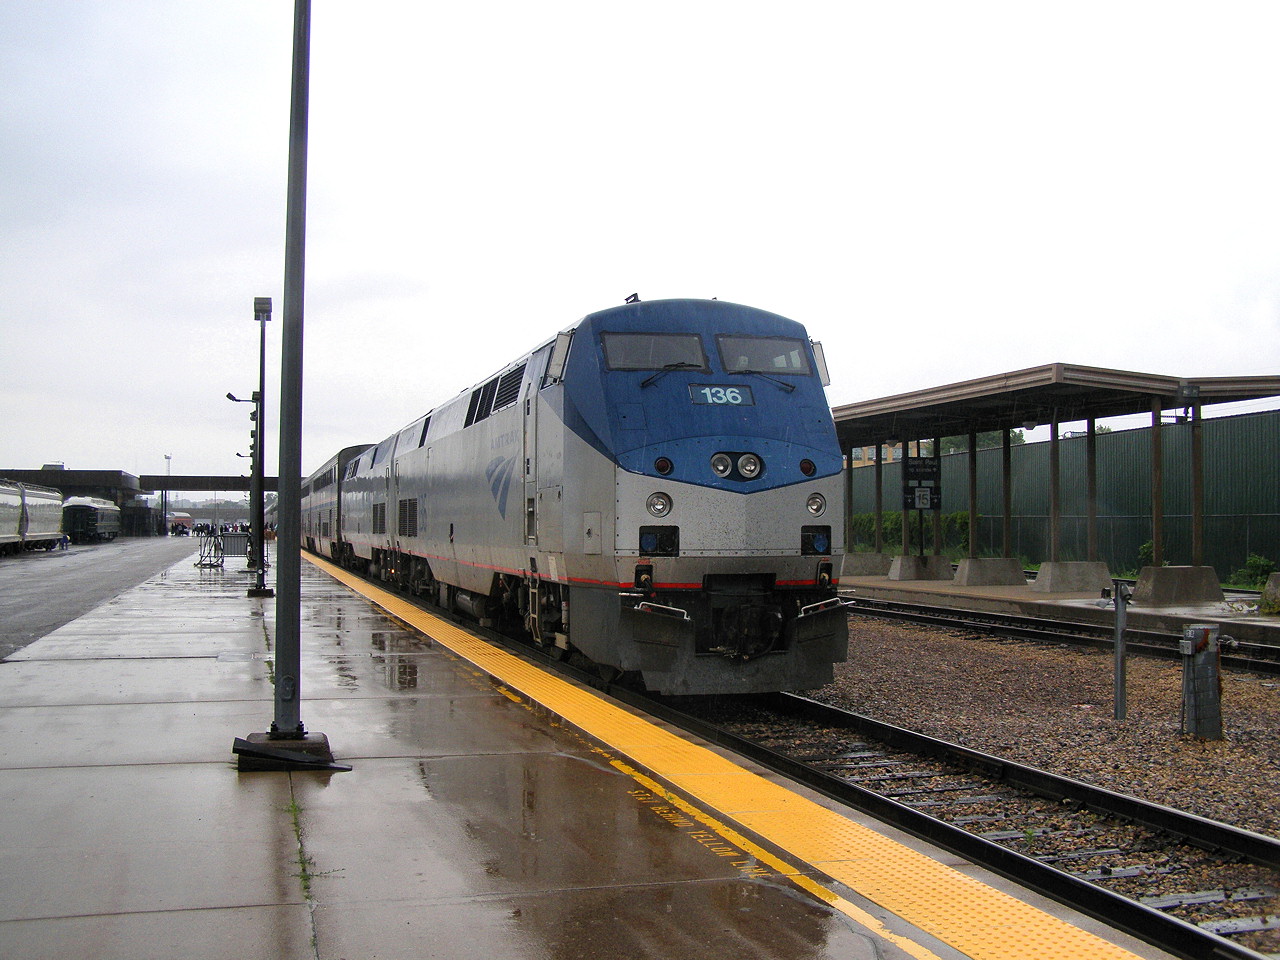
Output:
[
  {"xmin": 1180, "ymin": 624, "xmax": 1224, "ymax": 740},
  {"xmin": 1099, "ymin": 580, "xmax": 1132, "ymax": 720}
]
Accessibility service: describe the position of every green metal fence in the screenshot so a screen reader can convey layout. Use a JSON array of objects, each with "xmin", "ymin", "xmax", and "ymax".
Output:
[{"xmin": 846, "ymin": 409, "xmax": 1280, "ymax": 579}]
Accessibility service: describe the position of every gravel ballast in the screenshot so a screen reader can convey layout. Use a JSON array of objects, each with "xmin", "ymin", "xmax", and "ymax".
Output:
[{"xmin": 811, "ymin": 617, "xmax": 1280, "ymax": 839}]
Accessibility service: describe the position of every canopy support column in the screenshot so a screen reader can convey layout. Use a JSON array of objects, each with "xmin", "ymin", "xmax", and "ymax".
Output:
[
  {"xmin": 1087, "ymin": 417, "xmax": 1098, "ymax": 561},
  {"xmin": 1151, "ymin": 397, "xmax": 1164, "ymax": 567}
]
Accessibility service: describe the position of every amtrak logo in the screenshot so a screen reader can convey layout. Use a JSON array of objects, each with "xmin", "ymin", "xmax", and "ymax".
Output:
[{"xmin": 485, "ymin": 456, "xmax": 519, "ymax": 518}]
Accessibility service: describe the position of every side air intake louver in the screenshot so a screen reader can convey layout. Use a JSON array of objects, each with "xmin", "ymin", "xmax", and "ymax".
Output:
[
  {"xmin": 465, "ymin": 378, "xmax": 498, "ymax": 427},
  {"xmin": 494, "ymin": 365, "xmax": 526, "ymax": 409},
  {"xmin": 465, "ymin": 364, "xmax": 527, "ymax": 427},
  {"xmin": 397, "ymin": 498, "xmax": 418, "ymax": 537}
]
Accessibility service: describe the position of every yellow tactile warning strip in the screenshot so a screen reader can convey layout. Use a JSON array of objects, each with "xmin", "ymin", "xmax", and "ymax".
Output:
[{"xmin": 307, "ymin": 554, "xmax": 1145, "ymax": 960}]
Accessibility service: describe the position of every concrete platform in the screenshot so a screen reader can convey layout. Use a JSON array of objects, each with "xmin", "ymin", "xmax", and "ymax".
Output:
[
  {"xmin": 0, "ymin": 542, "xmax": 1178, "ymax": 959},
  {"xmin": 840, "ymin": 570, "xmax": 1280, "ymax": 645}
]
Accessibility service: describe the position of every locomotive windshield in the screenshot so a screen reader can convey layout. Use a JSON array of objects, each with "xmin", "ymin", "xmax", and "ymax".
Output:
[
  {"xmin": 716, "ymin": 335, "xmax": 811, "ymax": 375},
  {"xmin": 601, "ymin": 332, "xmax": 708, "ymax": 371}
]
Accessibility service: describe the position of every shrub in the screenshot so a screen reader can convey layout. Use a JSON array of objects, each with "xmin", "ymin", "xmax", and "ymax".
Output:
[
  {"xmin": 847, "ymin": 511, "xmax": 970, "ymax": 553},
  {"xmin": 1228, "ymin": 554, "xmax": 1275, "ymax": 589}
]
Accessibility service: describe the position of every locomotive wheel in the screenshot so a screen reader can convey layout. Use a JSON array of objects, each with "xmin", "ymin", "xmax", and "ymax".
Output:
[{"xmin": 531, "ymin": 634, "xmax": 565, "ymax": 660}]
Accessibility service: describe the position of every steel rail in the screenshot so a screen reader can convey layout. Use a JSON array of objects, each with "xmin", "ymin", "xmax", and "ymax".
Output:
[
  {"xmin": 635, "ymin": 690, "xmax": 1278, "ymax": 960},
  {"xmin": 766, "ymin": 692, "xmax": 1280, "ymax": 870}
]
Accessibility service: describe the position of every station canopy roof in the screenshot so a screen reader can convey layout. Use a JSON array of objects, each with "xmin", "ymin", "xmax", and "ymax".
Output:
[{"xmin": 831, "ymin": 362, "xmax": 1280, "ymax": 448}]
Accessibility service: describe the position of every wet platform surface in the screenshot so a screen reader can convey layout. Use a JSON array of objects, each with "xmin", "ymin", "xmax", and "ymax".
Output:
[{"xmin": 0, "ymin": 543, "xmax": 1178, "ymax": 959}]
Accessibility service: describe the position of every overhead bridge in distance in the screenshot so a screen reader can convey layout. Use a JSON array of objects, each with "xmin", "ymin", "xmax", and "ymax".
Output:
[{"xmin": 138, "ymin": 475, "xmax": 283, "ymax": 493}]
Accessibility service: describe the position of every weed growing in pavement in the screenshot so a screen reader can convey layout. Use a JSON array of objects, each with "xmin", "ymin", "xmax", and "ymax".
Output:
[
  {"xmin": 285, "ymin": 798, "xmax": 315, "ymax": 897},
  {"xmin": 285, "ymin": 797, "xmax": 340, "ymax": 900}
]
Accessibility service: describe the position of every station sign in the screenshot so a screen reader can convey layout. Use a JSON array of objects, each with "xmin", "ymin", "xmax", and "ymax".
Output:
[{"xmin": 902, "ymin": 456, "xmax": 942, "ymax": 511}]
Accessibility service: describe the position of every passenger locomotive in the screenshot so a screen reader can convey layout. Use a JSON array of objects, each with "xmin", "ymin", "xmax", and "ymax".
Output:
[
  {"xmin": 0, "ymin": 480, "xmax": 63, "ymax": 555},
  {"xmin": 303, "ymin": 298, "xmax": 847, "ymax": 694}
]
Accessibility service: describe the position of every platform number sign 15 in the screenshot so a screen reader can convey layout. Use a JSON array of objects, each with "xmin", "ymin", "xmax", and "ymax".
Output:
[{"xmin": 902, "ymin": 456, "xmax": 942, "ymax": 511}]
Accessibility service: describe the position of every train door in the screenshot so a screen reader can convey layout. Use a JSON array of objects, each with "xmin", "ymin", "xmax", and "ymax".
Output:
[
  {"xmin": 382, "ymin": 462, "xmax": 392, "ymax": 557},
  {"xmin": 389, "ymin": 453, "xmax": 400, "ymax": 559},
  {"xmin": 523, "ymin": 381, "xmax": 537, "ymax": 546},
  {"xmin": 531, "ymin": 331, "xmax": 571, "ymax": 556}
]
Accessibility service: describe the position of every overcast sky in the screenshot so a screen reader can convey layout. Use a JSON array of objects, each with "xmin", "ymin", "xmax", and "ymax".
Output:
[{"xmin": 3, "ymin": 1, "xmax": 1278, "ymax": 484}]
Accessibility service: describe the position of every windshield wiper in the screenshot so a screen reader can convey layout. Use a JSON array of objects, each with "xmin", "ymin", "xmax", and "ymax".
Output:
[
  {"xmin": 732, "ymin": 369, "xmax": 796, "ymax": 392},
  {"xmin": 641, "ymin": 361, "xmax": 702, "ymax": 388}
]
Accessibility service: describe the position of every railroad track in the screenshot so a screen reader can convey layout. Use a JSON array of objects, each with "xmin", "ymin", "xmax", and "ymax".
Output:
[
  {"xmin": 649, "ymin": 691, "xmax": 1280, "ymax": 960},
  {"xmin": 844, "ymin": 596, "xmax": 1280, "ymax": 674}
]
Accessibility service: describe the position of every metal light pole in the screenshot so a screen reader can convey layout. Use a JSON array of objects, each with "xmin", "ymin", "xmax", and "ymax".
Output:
[
  {"xmin": 163, "ymin": 454, "xmax": 171, "ymax": 536},
  {"xmin": 228, "ymin": 303, "xmax": 272, "ymax": 597},
  {"xmin": 249, "ymin": 297, "xmax": 273, "ymax": 598},
  {"xmin": 273, "ymin": 0, "xmax": 310, "ymax": 746},
  {"xmin": 232, "ymin": 0, "xmax": 343, "ymax": 771}
]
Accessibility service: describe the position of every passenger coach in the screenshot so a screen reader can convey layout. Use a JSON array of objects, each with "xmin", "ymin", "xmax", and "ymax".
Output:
[
  {"xmin": 62, "ymin": 497, "xmax": 121, "ymax": 544},
  {"xmin": 302, "ymin": 444, "xmax": 373, "ymax": 560}
]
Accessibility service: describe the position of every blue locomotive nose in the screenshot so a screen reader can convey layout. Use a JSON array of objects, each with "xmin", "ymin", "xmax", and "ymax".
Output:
[{"xmin": 574, "ymin": 300, "xmax": 843, "ymax": 492}]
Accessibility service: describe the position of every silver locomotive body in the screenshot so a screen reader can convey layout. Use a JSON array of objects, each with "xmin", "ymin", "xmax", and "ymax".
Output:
[{"xmin": 313, "ymin": 299, "xmax": 847, "ymax": 695}]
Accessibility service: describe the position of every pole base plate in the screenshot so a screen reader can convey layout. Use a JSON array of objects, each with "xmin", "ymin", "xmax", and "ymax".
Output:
[{"xmin": 233, "ymin": 732, "xmax": 349, "ymax": 772}]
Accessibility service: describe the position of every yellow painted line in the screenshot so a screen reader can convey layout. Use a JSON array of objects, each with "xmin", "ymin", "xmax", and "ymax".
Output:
[{"xmin": 307, "ymin": 554, "xmax": 1144, "ymax": 960}]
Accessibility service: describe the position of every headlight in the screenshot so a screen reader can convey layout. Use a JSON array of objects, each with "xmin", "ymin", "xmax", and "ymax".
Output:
[
  {"xmin": 806, "ymin": 493, "xmax": 826, "ymax": 517},
  {"xmin": 646, "ymin": 492, "xmax": 673, "ymax": 517},
  {"xmin": 737, "ymin": 453, "xmax": 762, "ymax": 479},
  {"xmin": 710, "ymin": 453, "xmax": 733, "ymax": 477}
]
